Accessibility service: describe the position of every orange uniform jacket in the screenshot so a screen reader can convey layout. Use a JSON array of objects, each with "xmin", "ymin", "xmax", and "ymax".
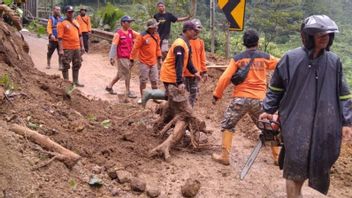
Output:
[
  {"xmin": 130, "ymin": 31, "xmax": 162, "ymax": 66},
  {"xmin": 76, "ymin": 15, "xmax": 92, "ymax": 33},
  {"xmin": 184, "ymin": 38, "xmax": 207, "ymax": 77},
  {"xmin": 57, "ymin": 19, "xmax": 82, "ymax": 50},
  {"xmin": 213, "ymin": 50, "xmax": 278, "ymax": 100},
  {"xmin": 161, "ymin": 38, "xmax": 189, "ymax": 83}
]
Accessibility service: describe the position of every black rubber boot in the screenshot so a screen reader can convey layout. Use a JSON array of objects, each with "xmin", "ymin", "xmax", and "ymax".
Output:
[
  {"xmin": 46, "ymin": 58, "xmax": 51, "ymax": 69},
  {"xmin": 62, "ymin": 70, "xmax": 69, "ymax": 80},
  {"xmin": 72, "ymin": 70, "xmax": 84, "ymax": 87}
]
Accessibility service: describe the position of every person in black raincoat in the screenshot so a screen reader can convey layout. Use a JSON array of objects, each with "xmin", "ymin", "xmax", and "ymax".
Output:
[{"xmin": 260, "ymin": 15, "xmax": 352, "ymax": 197}]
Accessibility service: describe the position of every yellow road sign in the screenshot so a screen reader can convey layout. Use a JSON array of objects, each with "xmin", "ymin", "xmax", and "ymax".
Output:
[{"xmin": 218, "ymin": 0, "xmax": 247, "ymax": 31}]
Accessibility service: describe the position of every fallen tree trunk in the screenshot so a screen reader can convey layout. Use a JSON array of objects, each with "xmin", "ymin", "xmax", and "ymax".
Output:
[
  {"xmin": 9, "ymin": 124, "xmax": 81, "ymax": 168},
  {"xmin": 149, "ymin": 85, "xmax": 212, "ymax": 161}
]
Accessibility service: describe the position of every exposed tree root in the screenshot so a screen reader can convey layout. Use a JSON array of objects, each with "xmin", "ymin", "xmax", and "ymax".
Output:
[{"xmin": 149, "ymin": 85, "xmax": 212, "ymax": 161}]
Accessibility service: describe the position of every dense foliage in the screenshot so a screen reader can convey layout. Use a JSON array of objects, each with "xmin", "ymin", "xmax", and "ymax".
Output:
[{"xmin": 63, "ymin": 0, "xmax": 352, "ymax": 84}]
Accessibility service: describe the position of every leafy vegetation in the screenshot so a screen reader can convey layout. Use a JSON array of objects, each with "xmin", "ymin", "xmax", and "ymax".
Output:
[
  {"xmin": 91, "ymin": 3, "xmax": 125, "ymax": 31},
  {"xmin": 0, "ymin": 73, "xmax": 15, "ymax": 91},
  {"xmin": 67, "ymin": 0, "xmax": 352, "ymax": 85},
  {"xmin": 26, "ymin": 19, "xmax": 46, "ymax": 37}
]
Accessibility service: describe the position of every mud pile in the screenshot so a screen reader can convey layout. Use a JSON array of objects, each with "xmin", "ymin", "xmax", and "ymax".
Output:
[
  {"xmin": 0, "ymin": 21, "xmax": 160, "ymax": 197},
  {"xmin": 0, "ymin": 19, "xmax": 351, "ymax": 197}
]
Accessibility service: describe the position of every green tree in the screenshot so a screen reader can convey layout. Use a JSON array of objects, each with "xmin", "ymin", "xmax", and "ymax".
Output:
[{"xmin": 247, "ymin": 0, "xmax": 303, "ymax": 52}]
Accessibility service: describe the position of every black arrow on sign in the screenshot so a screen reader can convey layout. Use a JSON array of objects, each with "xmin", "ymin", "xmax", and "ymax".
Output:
[{"xmin": 222, "ymin": 0, "xmax": 240, "ymax": 29}]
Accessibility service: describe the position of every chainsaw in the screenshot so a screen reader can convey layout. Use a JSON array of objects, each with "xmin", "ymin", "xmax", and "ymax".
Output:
[{"xmin": 240, "ymin": 120, "xmax": 283, "ymax": 180}]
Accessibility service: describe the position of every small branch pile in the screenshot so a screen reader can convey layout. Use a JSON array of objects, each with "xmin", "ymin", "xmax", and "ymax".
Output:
[{"xmin": 149, "ymin": 85, "xmax": 212, "ymax": 161}]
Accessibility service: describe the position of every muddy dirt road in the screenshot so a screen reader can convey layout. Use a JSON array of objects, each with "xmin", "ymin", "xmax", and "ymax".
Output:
[{"xmin": 22, "ymin": 34, "xmax": 350, "ymax": 198}]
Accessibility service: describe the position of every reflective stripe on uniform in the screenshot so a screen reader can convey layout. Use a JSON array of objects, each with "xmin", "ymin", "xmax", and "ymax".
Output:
[
  {"xmin": 339, "ymin": 94, "xmax": 352, "ymax": 100},
  {"xmin": 269, "ymin": 85, "xmax": 285, "ymax": 92}
]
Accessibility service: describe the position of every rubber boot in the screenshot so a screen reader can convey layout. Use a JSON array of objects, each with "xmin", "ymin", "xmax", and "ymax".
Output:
[
  {"xmin": 58, "ymin": 57, "xmax": 64, "ymax": 71},
  {"xmin": 62, "ymin": 70, "xmax": 69, "ymax": 80},
  {"xmin": 271, "ymin": 146, "xmax": 281, "ymax": 166},
  {"xmin": 212, "ymin": 130, "xmax": 233, "ymax": 165},
  {"xmin": 141, "ymin": 89, "xmax": 166, "ymax": 107},
  {"xmin": 46, "ymin": 58, "xmax": 51, "ymax": 69},
  {"xmin": 72, "ymin": 70, "xmax": 84, "ymax": 87}
]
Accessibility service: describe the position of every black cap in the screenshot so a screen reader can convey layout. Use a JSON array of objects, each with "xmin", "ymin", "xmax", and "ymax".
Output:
[
  {"xmin": 64, "ymin": 5, "xmax": 74, "ymax": 12},
  {"xmin": 121, "ymin": 15, "xmax": 135, "ymax": 22}
]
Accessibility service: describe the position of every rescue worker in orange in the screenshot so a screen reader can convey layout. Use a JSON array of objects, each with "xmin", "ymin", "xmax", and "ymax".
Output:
[
  {"xmin": 212, "ymin": 30, "xmax": 279, "ymax": 165},
  {"xmin": 184, "ymin": 19, "xmax": 207, "ymax": 107},
  {"xmin": 46, "ymin": 5, "xmax": 63, "ymax": 70},
  {"xmin": 76, "ymin": 7, "xmax": 91, "ymax": 53},
  {"xmin": 57, "ymin": 5, "xmax": 85, "ymax": 87},
  {"xmin": 130, "ymin": 19, "xmax": 162, "ymax": 103},
  {"xmin": 106, "ymin": 16, "xmax": 138, "ymax": 99},
  {"xmin": 160, "ymin": 21, "xmax": 201, "ymax": 97}
]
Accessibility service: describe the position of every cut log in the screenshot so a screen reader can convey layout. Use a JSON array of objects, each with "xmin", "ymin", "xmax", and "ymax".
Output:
[{"xmin": 9, "ymin": 124, "xmax": 81, "ymax": 168}]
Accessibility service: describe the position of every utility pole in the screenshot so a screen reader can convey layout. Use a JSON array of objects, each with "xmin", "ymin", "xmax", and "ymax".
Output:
[
  {"xmin": 225, "ymin": 23, "xmax": 230, "ymax": 58},
  {"xmin": 210, "ymin": 0, "xmax": 215, "ymax": 54}
]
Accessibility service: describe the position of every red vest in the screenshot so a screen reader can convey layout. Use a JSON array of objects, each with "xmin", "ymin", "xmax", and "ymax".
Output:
[{"xmin": 117, "ymin": 29, "xmax": 133, "ymax": 59}]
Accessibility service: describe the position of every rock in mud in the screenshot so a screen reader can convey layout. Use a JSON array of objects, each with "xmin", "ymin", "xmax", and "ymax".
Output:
[
  {"xmin": 92, "ymin": 165, "xmax": 103, "ymax": 174},
  {"xmin": 116, "ymin": 170, "xmax": 132, "ymax": 184},
  {"xmin": 147, "ymin": 187, "xmax": 161, "ymax": 197},
  {"xmin": 110, "ymin": 187, "xmax": 120, "ymax": 196},
  {"xmin": 181, "ymin": 178, "xmax": 201, "ymax": 197},
  {"xmin": 88, "ymin": 175, "xmax": 103, "ymax": 188},
  {"xmin": 130, "ymin": 177, "xmax": 146, "ymax": 192},
  {"xmin": 122, "ymin": 132, "xmax": 135, "ymax": 142},
  {"xmin": 108, "ymin": 169, "xmax": 118, "ymax": 180}
]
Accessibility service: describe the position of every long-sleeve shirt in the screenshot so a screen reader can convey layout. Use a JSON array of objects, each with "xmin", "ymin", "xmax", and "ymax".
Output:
[
  {"xmin": 160, "ymin": 37, "xmax": 198, "ymax": 84},
  {"xmin": 174, "ymin": 46, "xmax": 197, "ymax": 84},
  {"xmin": 213, "ymin": 49, "xmax": 278, "ymax": 100},
  {"xmin": 130, "ymin": 31, "xmax": 162, "ymax": 66},
  {"xmin": 184, "ymin": 38, "xmax": 207, "ymax": 77}
]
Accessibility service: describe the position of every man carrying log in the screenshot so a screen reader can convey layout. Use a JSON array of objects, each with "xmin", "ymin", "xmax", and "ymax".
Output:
[
  {"xmin": 160, "ymin": 21, "xmax": 201, "ymax": 99},
  {"xmin": 259, "ymin": 15, "xmax": 352, "ymax": 197},
  {"xmin": 212, "ymin": 30, "xmax": 279, "ymax": 165}
]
